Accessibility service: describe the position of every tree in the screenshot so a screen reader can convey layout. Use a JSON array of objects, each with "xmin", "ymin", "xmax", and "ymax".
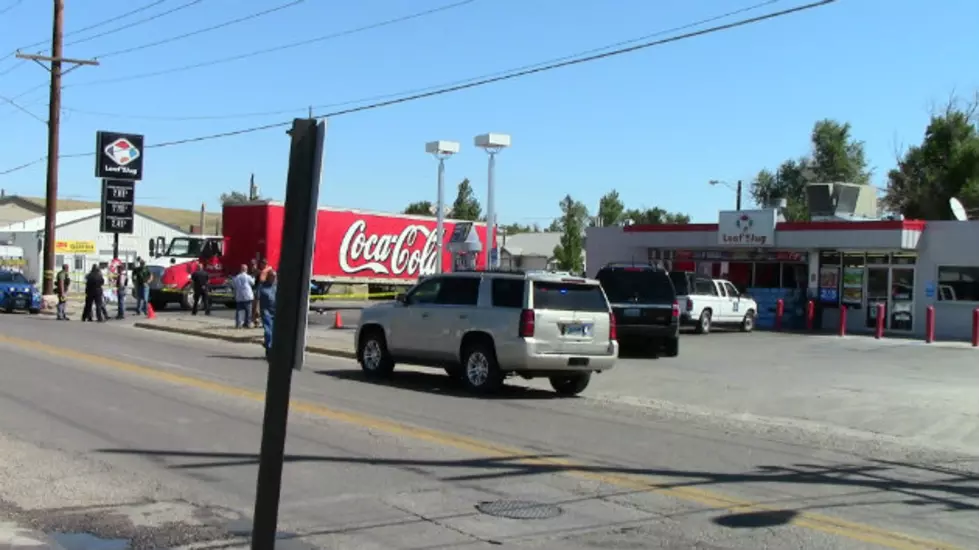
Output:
[
  {"xmin": 595, "ymin": 189, "xmax": 625, "ymax": 227},
  {"xmin": 220, "ymin": 191, "xmax": 251, "ymax": 205},
  {"xmin": 546, "ymin": 219, "xmax": 562, "ymax": 232},
  {"xmin": 621, "ymin": 207, "xmax": 690, "ymax": 225},
  {"xmin": 552, "ymin": 195, "xmax": 589, "ymax": 273},
  {"xmin": 501, "ymin": 222, "xmax": 539, "ymax": 235},
  {"xmin": 451, "ymin": 178, "xmax": 482, "ymax": 221},
  {"xmin": 882, "ymin": 97, "xmax": 979, "ymax": 219},
  {"xmin": 750, "ymin": 119, "xmax": 872, "ymax": 221},
  {"xmin": 403, "ymin": 201, "xmax": 434, "ymax": 216}
]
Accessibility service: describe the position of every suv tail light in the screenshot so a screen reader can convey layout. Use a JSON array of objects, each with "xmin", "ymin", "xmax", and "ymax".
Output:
[
  {"xmin": 672, "ymin": 300, "xmax": 680, "ymax": 318},
  {"xmin": 609, "ymin": 311, "xmax": 617, "ymax": 341},
  {"xmin": 686, "ymin": 297, "xmax": 693, "ymax": 312},
  {"xmin": 519, "ymin": 309, "xmax": 535, "ymax": 338}
]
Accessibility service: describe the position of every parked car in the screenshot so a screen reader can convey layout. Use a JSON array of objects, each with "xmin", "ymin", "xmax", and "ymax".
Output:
[
  {"xmin": 669, "ymin": 271, "xmax": 757, "ymax": 334},
  {"xmin": 355, "ymin": 270, "xmax": 618, "ymax": 395},
  {"xmin": 596, "ymin": 263, "xmax": 680, "ymax": 356},
  {"xmin": 0, "ymin": 269, "xmax": 41, "ymax": 314}
]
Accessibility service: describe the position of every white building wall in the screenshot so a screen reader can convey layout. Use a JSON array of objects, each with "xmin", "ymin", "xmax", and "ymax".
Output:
[
  {"xmin": 584, "ymin": 227, "xmax": 648, "ymax": 277},
  {"xmin": 914, "ymin": 220, "xmax": 979, "ymax": 340}
]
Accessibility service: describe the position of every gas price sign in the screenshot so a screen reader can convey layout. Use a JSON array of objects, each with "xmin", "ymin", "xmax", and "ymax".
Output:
[{"xmin": 100, "ymin": 179, "xmax": 136, "ymax": 234}]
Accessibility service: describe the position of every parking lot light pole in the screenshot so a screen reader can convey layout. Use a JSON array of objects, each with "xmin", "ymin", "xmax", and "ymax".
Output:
[
  {"xmin": 425, "ymin": 141, "xmax": 460, "ymax": 274},
  {"xmin": 709, "ymin": 179, "xmax": 742, "ymax": 211},
  {"xmin": 474, "ymin": 133, "xmax": 511, "ymax": 269}
]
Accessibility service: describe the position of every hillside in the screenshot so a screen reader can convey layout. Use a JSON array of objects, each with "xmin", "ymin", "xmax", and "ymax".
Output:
[{"xmin": 18, "ymin": 197, "xmax": 222, "ymax": 233}]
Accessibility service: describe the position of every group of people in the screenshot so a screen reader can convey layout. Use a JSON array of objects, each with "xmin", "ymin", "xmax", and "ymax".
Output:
[
  {"xmin": 54, "ymin": 259, "xmax": 154, "ymax": 322},
  {"xmin": 230, "ymin": 258, "xmax": 277, "ymax": 358}
]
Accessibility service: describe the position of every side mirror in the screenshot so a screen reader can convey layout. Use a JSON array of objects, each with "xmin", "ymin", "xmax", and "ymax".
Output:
[
  {"xmin": 395, "ymin": 293, "xmax": 407, "ymax": 304},
  {"xmin": 29, "ymin": 279, "xmax": 36, "ymax": 285}
]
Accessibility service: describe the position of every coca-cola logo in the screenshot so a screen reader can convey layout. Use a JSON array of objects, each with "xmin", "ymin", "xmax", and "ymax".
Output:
[{"xmin": 339, "ymin": 219, "xmax": 440, "ymax": 276}]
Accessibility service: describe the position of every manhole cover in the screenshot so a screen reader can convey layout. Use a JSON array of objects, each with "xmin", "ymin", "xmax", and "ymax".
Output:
[{"xmin": 475, "ymin": 500, "xmax": 562, "ymax": 520}]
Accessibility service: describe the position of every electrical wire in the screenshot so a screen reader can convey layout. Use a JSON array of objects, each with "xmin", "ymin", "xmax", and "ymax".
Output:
[
  {"xmin": 91, "ymin": 0, "xmax": 305, "ymax": 60},
  {"xmin": 61, "ymin": 0, "xmax": 783, "ymax": 122},
  {"xmin": 0, "ymin": 92, "xmax": 45, "ymax": 124},
  {"xmin": 65, "ymin": 0, "xmax": 478, "ymax": 89},
  {"xmin": 0, "ymin": 0, "xmax": 23, "ymax": 17},
  {"xmin": 0, "ymin": 0, "xmax": 837, "ymax": 176},
  {"xmin": 64, "ymin": 0, "xmax": 208, "ymax": 48}
]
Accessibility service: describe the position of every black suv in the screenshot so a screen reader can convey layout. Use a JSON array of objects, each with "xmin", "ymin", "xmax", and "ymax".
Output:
[{"xmin": 596, "ymin": 263, "xmax": 680, "ymax": 357}]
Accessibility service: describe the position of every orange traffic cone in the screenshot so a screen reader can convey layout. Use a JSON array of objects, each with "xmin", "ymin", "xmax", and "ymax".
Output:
[
  {"xmin": 333, "ymin": 310, "xmax": 343, "ymax": 329},
  {"xmin": 147, "ymin": 303, "xmax": 156, "ymax": 320}
]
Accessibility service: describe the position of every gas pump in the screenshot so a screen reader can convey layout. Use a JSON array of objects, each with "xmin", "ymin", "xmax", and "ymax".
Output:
[{"xmin": 446, "ymin": 222, "xmax": 483, "ymax": 271}]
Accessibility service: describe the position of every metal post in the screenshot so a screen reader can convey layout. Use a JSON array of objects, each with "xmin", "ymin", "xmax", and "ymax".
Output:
[
  {"xmin": 199, "ymin": 203, "xmax": 206, "ymax": 235},
  {"xmin": 486, "ymin": 152, "xmax": 496, "ymax": 269},
  {"xmin": 112, "ymin": 233, "xmax": 119, "ymax": 260},
  {"xmin": 735, "ymin": 180, "xmax": 742, "ymax": 211},
  {"xmin": 251, "ymin": 118, "xmax": 326, "ymax": 550},
  {"xmin": 435, "ymin": 157, "xmax": 445, "ymax": 274}
]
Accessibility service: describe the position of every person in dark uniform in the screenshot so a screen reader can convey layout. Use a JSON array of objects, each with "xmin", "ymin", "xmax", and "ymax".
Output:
[
  {"xmin": 82, "ymin": 265, "xmax": 105, "ymax": 322},
  {"xmin": 191, "ymin": 261, "xmax": 211, "ymax": 316}
]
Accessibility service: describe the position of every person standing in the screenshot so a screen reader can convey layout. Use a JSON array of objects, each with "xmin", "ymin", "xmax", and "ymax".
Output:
[
  {"xmin": 99, "ymin": 265, "xmax": 112, "ymax": 321},
  {"xmin": 82, "ymin": 265, "xmax": 105, "ymax": 322},
  {"xmin": 55, "ymin": 263, "xmax": 71, "ymax": 321},
  {"xmin": 191, "ymin": 261, "xmax": 211, "ymax": 316},
  {"xmin": 232, "ymin": 264, "xmax": 255, "ymax": 328},
  {"xmin": 133, "ymin": 259, "xmax": 153, "ymax": 315},
  {"xmin": 258, "ymin": 268, "xmax": 277, "ymax": 359},
  {"xmin": 249, "ymin": 259, "xmax": 262, "ymax": 328},
  {"xmin": 115, "ymin": 265, "xmax": 129, "ymax": 319}
]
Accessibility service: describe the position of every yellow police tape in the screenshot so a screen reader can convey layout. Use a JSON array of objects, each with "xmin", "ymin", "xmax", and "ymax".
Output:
[{"xmin": 309, "ymin": 292, "xmax": 398, "ymax": 301}]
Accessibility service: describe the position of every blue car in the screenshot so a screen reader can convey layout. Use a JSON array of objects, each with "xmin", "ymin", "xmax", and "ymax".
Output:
[{"xmin": 0, "ymin": 270, "xmax": 42, "ymax": 314}]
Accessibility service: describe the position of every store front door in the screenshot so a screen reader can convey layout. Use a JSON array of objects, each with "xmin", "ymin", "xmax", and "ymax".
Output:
[
  {"xmin": 890, "ymin": 267, "xmax": 914, "ymax": 331},
  {"xmin": 865, "ymin": 266, "xmax": 915, "ymax": 331}
]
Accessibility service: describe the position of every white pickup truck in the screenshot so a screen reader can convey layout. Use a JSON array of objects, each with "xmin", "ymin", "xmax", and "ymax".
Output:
[{"xmin": 668, "ymin": 271, "xmax": 757, "ymax": 334}]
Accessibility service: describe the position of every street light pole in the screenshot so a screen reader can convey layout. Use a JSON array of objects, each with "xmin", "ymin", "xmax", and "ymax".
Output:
[
  {"xmin": 425, "ymin": 141, "xmax": 460, "ymax": 274},
  {"xmin": 474, "ymin": 133, "xmax": 511, "ymax": 270},
  {"xmin": 736, "ymin": 180, "xmax": 742, "ymax": 211},
  {"xmin": 709, "ymin": 179, "xmax": 743, "ymax": 211}
]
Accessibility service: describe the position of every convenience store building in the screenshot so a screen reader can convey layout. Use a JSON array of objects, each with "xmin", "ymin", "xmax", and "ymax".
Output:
[{"xmin": 585, "ymin": 208, "xmax": 979, "ymax": 340}]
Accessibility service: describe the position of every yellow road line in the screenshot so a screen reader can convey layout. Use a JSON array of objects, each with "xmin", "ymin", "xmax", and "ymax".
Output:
[{"xmin": 0, "ymin": 334, "xmax": 961, "ymax": 550}]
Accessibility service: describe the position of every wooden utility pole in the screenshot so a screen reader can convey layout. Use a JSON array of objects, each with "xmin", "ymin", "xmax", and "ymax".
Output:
[{"xmin": 16, "ymin": 0, "xmax": 98, "ymax": 295}]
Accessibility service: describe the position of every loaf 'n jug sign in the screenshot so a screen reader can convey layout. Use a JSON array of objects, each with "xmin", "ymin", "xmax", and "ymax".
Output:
[
  {"xmin": 95, "ymin": 131, "xmax": 144, "ymax": 181},
  {"xmin": 717, "ymin": 209, "xmax": 777, "ymax": 247}
]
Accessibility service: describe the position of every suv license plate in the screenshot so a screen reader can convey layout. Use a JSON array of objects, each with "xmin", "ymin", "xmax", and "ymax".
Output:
[
  {"xmin": 14, "ymin": 299, "xmax": 25, "ymax": 309},
  {"xmin": 564, "ymin": 324, "xmax": 592, "ymax": 337},
  {"xmin": 624, "ymin": 308, "xmax": 640, "ymax": 317}
]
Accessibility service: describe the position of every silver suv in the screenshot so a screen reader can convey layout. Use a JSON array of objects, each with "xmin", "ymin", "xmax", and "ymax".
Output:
[{"xmin": 355, "ymin": 270, "xmax": 618, "ymax": 395}]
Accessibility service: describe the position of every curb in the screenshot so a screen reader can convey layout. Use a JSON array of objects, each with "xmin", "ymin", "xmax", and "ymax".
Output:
[{"xmin": 133, "ymin": 322, "xmax": 357, "ymax": 359}]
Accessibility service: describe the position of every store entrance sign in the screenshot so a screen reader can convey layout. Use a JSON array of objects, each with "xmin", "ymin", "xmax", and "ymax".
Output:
[{"xmin": 718, "ymin": 209, "xmax": 776, "ymax": 247}]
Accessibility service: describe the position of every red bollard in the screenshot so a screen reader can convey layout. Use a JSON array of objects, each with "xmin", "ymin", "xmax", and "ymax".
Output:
[
  {"xmin": 838, "ymin": 305, "xmax": 847, "ymax": 337},
  {"xmin": 806, "ymin": 300, "xmax": 815, "ymax": 331},
  {"xmin": 775, "ymin": 299, "xmax": 784, "ymax": 331},
  {"xmin": 972, "ymin": 308, "xmax": 979, "ymax": 347},
  {"xmin": 925, "ymin": 305, "xmax": 935, "ymax": 343},
  {"xmin": 874, "ymin": 303, "xmax": 885, "ymax": 339}
]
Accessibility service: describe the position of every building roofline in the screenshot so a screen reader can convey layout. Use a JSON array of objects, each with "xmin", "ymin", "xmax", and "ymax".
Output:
[{"xmin": 622, "ymin": 220, "xmax": 927, "ymax": 233}]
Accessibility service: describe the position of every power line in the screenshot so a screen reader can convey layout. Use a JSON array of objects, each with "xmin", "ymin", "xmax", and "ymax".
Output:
[
  {"xmin": 65, "ymin": 0, "xmax": 478, "ymax": 89},
  {"xmin": 64, "ymin": 0, "xmax": 208, "ymax": 48},
  {"xmin": 0, "ymin": 0, "xmax": 23, "ymax": 16},
  {"xmin": 1, "ymin": 0, "xmax": 836, "ymax": 176},
  {"xmin": 0, "ymin": 0, "xmax": 177, "ymax": 80},
  {"xmin": 91, "ymin": 0, "xmax": 305, "ymax": 60},
  {"xmin": 60, "ymin": 0, "xmax": 783, "ymax": 122},
  {"xmin": 0, "ymin": 92, "xmax": 45, "ymax": 124}
]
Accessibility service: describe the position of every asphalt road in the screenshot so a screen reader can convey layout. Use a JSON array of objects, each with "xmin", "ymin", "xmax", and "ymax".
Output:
[{"xmin": 0, "ymin": 315, "xmax": 977, "ymax": 549}]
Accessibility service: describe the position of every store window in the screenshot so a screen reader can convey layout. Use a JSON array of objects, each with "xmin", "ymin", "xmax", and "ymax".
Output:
[
  {"xmin": 937, "ymin": 266, "xmax": 979, "ymax": 302},
  {"xmin": 754, "ymin": 263, "xmax": 780, "ymax": 288},
  {"xmin": 841, "ymin": 253, "xmax": 865, "ymax": 308}
]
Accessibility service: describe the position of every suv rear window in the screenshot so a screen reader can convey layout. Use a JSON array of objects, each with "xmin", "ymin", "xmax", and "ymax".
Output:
[
  {"xmin": 532, "ymin": 281, "xmax": 608, "ymax": 312},
  {"xmin": 597, "ymin": 268, "xmax": 675, "ymax": 304}
]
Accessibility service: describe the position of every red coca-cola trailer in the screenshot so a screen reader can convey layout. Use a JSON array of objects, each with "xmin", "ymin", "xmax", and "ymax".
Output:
[{"xmin": 221, "ymin": 201, "xmax": 488, "ymax": 284}]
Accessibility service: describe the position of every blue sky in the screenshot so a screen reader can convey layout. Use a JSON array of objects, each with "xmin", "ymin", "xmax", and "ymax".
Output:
[{"xmin": 0, "ymin": 0, "xmax": 977, "ymax": 225}]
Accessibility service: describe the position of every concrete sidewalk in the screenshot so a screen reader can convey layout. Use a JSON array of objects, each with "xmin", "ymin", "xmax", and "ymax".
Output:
[{"xmin": 133, "ymin": 317, "xmax": 356, "ymax": 359}]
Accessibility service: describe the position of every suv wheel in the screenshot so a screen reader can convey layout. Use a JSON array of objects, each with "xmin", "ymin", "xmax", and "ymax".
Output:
[
  {"xmin": 460, "ymin": 342, "xmax": 502, "ymax": 394},
  {"xmin": 662, "ymin": 337, "xmax": 680, "ymax": 357},
  {"xmin": 695, "ymin": 310, "xmax": 712, "ymax": 334},
  {"xmin": 359, "ymin": 330, "xmax": 394, "ymax": 378},
  {"xmin": 549, "ymin": 373, "xmax": 591, "ymax": 396},
  {"xmin": 741, "ymin": 310, "xmax": 756, "ymax": 333}
]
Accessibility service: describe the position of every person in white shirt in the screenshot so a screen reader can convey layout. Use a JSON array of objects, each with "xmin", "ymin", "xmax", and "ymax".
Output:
[{"xmin": 231, "ymin": 263, "xmax": 255, "ymax": 328}]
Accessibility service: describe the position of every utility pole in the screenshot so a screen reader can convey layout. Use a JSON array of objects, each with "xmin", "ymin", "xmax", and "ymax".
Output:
[
  {"xmin": 735, "ymin": 180, "xmax": 743, "ymax": 211},
  {"xmin": 16, "ymin": 0, "xmax": 98, "ymax": 295}
]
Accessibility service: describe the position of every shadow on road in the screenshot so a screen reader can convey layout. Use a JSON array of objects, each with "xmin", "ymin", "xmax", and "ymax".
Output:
[
  {"xmin": 95, "ymin": 449, "xmax": 979, "ymax": 515},
  {"xmin": 316, "ymin": 369, "xmax": 573, "ymax": 400}
]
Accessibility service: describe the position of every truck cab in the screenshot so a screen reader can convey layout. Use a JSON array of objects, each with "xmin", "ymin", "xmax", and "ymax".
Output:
[
  {"xmin": 670, "ymin": 271, "xmax": 757, "ymax": 334},
  {"xmin": 147, "ymin": 235, "xmax": 226, "ymax": 310}
]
